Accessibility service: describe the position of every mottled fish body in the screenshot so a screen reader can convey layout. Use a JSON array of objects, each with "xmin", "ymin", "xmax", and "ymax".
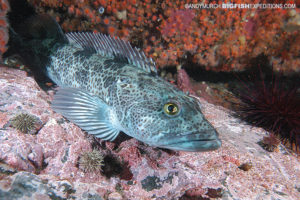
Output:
[{"xmin": 9, "ymin": 14, "xmax": 221, "ymax": 151}]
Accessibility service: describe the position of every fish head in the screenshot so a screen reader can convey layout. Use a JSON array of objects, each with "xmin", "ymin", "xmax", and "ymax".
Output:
[{"xmin": 122, "ymin": 78, "xmax": 221, "ymax": 152}]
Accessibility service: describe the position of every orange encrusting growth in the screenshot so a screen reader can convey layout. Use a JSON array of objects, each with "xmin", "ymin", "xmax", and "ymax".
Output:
[
  {"xmin": 0, "ymin": 0, "xmax": 9, "ymax": 61},
  {"xmin": 26, "ymin": 0, "xmax": 299, "ymax": 73}
]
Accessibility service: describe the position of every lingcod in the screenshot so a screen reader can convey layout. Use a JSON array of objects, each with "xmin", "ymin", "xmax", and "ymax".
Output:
[{"xmin": 7, "ymin": 14, "xmax": 221, "ymax": 152}]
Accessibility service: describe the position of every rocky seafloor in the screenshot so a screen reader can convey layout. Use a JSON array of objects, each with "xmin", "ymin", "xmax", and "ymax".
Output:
[{"xmin": 0, "ymin": 65, "xmax": 299, "ymax": 200}]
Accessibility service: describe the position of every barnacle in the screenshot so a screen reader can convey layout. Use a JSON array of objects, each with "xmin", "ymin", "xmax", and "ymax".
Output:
[
  {"xmin": 78, "ymin": 149, "xmax": 104, "ymax": 173},
  {"xmin": 238, "ymin": 163, "xmax": 253, "ymax": 171},
  {"xmin": 11, "ymin": 113, "xmax": 37, "ymax": 134},
  {"xmin": 98, "ymin": 7, "xmax": 105, "ymax": 14}
]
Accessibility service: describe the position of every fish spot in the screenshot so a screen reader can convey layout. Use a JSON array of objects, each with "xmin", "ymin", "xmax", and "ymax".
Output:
[
  {"xmin": 104, "ymin": 58, "xmax": 127, "ymax": 69},
  {"xmin": 75, "ymin": 69, "xmax": 88, "ymax": 84},
  {"xmin": 104, "ymin": 77, "xmax": 113, "ymax": 88},
  {"xmin": 73, "ymin": 49, "xmax": 96, "ymax": 58}
]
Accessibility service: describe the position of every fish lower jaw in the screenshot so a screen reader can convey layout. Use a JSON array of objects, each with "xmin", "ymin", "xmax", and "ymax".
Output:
[{"xmin": 158, "ymin": 138, "xmax": 222, "ymax": 152}]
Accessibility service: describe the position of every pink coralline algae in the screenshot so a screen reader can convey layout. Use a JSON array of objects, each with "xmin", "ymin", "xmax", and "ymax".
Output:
[
  {"xmin": 176, "ymin": 67, "xmax": 196, "ymax": 95},
  {"xmin": 0, "ymin": 65, "xmax": 299, "ymax": 199},
  {"xmin": 244, "ymin": 17, "xmax": 257, "ymax": 37}
]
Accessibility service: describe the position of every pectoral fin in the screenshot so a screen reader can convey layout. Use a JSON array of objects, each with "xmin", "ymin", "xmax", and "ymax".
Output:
[{"xmin": 52, "ymin": 88, "xmax": 120, "ymax": 141}]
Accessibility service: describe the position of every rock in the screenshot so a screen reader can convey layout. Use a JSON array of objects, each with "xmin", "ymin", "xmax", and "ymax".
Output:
[
  {"xmin": 0, "ymin": 162, "xmax": 17, "ymax": 176},
  {"xmin": 0, "ymin": 171, "xmax": 103, "ymax": 200},
  {"xmin": 107, "ymin": 192, "xmax": 122, "ymax": 200},
  {"xmin": 0, "ymin": 65, "xmax": 299, "ymax": 199},
  {"xmin": 0, "ymin": 172, "xmax": 69, "ymax": 200}
]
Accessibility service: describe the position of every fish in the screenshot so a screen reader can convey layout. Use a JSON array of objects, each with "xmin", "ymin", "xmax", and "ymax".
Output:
[{"xmin": 8, "ymin": 14, "xmax": 221, "ymax": 152}]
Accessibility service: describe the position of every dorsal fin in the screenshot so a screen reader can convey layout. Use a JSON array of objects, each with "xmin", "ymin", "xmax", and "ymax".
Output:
[{"xmin": 66, "ymin": 32, "xmax": 157, "ymax": 73}]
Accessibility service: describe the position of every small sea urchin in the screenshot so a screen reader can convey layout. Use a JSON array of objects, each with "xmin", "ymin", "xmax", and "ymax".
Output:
[
  {"xmin": 261, "ymin": 133, "xmax": 281, "ymax": 152},
  {"xmin": 11, "ymin": 113, "xmax": 37, "ymax": 134},
  {"xmin": 78, "ymin": 149, "xmax": 104, "ymax": 173},
  {"xmin": 234, "ymin": 70, "xmax": 300, "ymax": 151}
]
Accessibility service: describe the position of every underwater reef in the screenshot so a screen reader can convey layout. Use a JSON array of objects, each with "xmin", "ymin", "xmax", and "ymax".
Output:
[
  {"xmin": 21, "ymin": 0, "xmax": 300, "ymax": 73},
  {"xmin": 0, "ymin": 65, "xmax": 299, "ymax": 199},
  {"xmin": 0, "ymin": 0, "xmax": 299, "ymax": 199},
  {"xmin": 1, "ymin": 0, "xmax": 299, "ymax": 72}
]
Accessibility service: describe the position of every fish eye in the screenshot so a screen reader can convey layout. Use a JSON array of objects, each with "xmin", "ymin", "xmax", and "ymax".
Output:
[{"xmin": 163, "ymin": 102, "xmax": 180, "ymax": 116}]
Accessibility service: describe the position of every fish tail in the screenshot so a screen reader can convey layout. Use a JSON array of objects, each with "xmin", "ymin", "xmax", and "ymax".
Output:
[{"xmin": 5, "ymin": 0, "xmax": 67, "ymax": 77}]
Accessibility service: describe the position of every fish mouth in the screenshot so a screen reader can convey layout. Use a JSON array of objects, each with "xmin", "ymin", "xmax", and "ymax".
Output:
[
  {"xmin": 157, "ymin": 130, "xmax": 222, "ymax": 152},
  {"xmin": 162, "ymin": 138, "xmax": 221, "ymax": 152}
]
